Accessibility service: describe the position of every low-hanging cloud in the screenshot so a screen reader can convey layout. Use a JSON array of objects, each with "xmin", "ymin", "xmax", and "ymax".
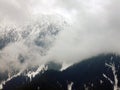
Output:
[
  {"xmin": 47, "ymin": 0, "xmax": 120, "ymax": 65},
  {"xmin": 0, "ymin": 0, "xmax": 120, "ymax": 81}
]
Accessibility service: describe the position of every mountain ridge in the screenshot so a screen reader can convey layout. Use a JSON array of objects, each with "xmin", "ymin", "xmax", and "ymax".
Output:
[{"xmin": 2, "ymin": 53, "xmax": 120, "ymax": 90}]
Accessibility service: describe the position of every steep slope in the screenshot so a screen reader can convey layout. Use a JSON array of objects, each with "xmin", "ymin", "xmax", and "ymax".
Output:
[
  {"xmin": 2, "ymin": 54, "xmax": 120, "ymax": 90},
  {"xmin": 0, "ymin": 15, "xmax": 67, "ymax": 84}
]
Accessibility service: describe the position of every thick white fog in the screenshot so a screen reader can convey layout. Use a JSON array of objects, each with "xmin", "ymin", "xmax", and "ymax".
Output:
[{"xmin": 0, "ymin": 0, "xmax": 120, "ymax": 75}]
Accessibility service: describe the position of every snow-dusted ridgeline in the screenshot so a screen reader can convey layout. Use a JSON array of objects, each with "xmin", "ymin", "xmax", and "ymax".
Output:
[{"xmin": 27, "ymin": 65, "xmax": 48, "ymax": 81}]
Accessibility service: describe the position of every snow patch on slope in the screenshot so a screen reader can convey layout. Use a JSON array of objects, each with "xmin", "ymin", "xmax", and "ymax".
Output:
[{"xmin": 27, "ymin": 65, "xmax": 48, "ymax": 81}]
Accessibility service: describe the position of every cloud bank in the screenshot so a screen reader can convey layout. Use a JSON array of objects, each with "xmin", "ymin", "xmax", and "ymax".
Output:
[{"xmin": 0, "ymin": 0, "xmax": 120, "ymax": 79}]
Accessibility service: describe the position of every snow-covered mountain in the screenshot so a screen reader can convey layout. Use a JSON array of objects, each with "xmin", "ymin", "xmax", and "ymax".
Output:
[
  {"xmin": 2, "ymin": 54, "xmax": 120, "ymax": 90},
  {"xmin": 0, "ymin": 15, "xmax": 67, "ymax": 89}
]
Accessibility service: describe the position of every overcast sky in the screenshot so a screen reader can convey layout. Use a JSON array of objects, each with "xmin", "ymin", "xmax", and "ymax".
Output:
[{"xmin": 0, "ymin": 0, "xmax": 120, "ymax": 72}]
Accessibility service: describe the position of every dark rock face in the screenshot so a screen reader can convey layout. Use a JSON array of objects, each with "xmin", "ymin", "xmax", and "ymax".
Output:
[
  {"xmin": 2, "ymin": 54, "xmax": 120, "ymax": 90},
  {"xmin": 0, "ymin": 29, "xmax": 18, "ymax": 50}
]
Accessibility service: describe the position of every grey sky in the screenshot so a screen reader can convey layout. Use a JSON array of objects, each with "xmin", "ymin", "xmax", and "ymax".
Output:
[{"xmin": 0, "ymin": 0, "xmax": 120, "ymax": 73}]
